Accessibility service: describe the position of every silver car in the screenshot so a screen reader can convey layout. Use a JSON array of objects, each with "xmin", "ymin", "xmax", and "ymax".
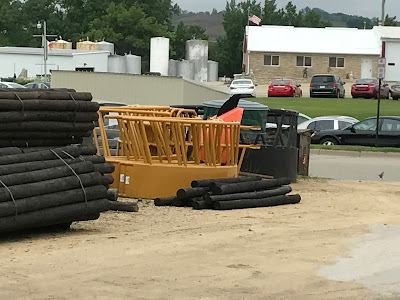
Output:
[
  {"xmin": 229, "ymin": 79, "xmax": 256, "ymax": 97},
  {"xmin": 298, "ymin": 115, "xmax": 359, "ymax": 132},
  {"xmin": 0, "ymin": 82, "xmax": 26, "ymax": 89}
]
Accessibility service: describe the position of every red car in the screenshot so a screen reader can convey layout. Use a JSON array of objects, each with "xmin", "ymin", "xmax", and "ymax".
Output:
[
  {"xmin": 351, "ymin": 78, "xmax": 390, "ymax": 99},
  {"xmin": 268, "ymin": 79, "xmax": 302, "ymax": 97}
]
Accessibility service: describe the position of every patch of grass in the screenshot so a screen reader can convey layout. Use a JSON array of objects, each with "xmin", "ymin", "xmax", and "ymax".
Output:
[
  {"xmin": 252, "ymin": 97, "xmax": 400, "ymax": 121},
  {"xmin": 311, "ymin": 144, "xmax": 400, "ymax": 153}
]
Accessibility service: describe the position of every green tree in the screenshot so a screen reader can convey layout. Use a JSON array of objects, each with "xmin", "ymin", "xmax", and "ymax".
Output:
[
  {"xmin": 55, "ymin": 0, "xmax": 177, "ymax": 43},
  {"xmin": 21, "ymin": 0, "xmax": 65, "ymax": 47},
  {"xmin": 87, "ymin": 2, "xmax": 172, "ymax": 71},
  {"xmin": 282, "ymin": 1, "xmax": 303, "ymax": 26},
  {"xmin": 0, "ymin": 0, "xmax": 24, "ymax": 46},
  {"xmin": 171, "ymin": 22, "xmax": 208, "ymax": 60},
  {"xmin": 384, "ymin": 14, "xmax": 397, "ymax": 26},
  {"xmin": 262, "ymin": 0, "xmax": 278, "ymax": 25},
  {"xmin": 303, "ymin": 10, "xmax": 331, "ymax": 27},
  {"xmin": 346, "ymin": 16, "xmax": 373, "ymax": 29},
  {"xmin": 217, "ymin": 0, "xmax": 261, "ymax": 76}
]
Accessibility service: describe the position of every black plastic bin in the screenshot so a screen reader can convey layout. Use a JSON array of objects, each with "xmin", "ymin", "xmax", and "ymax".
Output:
[
  {"xmin": 240, "ymin": 146, "xmax": 298, "ymax": 182},
  {"xmin": 241, "ymin": 108, "xmax": 299, "ymax": 182}
]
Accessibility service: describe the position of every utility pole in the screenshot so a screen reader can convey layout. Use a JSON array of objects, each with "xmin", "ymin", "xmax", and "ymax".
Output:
[
  {"xmin": 379, "ymin": 0, "xmax": 386, "ymax": 26},
  {"xmin": 33, "ymin": 21, "xmax": 56, "ymax": 81}
]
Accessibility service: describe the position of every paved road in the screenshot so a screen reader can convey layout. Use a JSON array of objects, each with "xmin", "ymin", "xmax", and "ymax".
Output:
[{"xmin": 309, "ymin": 149, "xmax": 400, "ymax": 182}]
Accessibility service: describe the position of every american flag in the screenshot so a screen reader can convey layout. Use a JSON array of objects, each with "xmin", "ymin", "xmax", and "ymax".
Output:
[{"xmin": 248, "ymin": 13, "xmax": 261, "ymax": 25}]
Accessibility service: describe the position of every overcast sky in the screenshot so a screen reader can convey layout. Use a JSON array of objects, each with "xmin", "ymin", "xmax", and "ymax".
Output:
[{"xmin": 174, "ymin": 0, "xmax": 399, "ymax": 19}]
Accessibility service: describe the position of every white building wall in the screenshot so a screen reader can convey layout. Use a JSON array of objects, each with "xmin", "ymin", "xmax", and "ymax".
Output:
[
  {"xmin": 385, "ymin": 41, "xmax": 400, "ymax": 82},
  {"xmin": 0, "ymin": 53, "xmax": 74, "ymax": 78},
  {"xmin": 0, "ymin": 50, "xmax": 113, "ymax": 78},
  {"xmin": 72, "ymin": 52, "xmax": 109, "ymax": 72}
]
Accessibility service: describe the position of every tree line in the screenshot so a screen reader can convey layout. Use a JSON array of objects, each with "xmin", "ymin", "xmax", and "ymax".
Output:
[{"xmin": 0, "ymin": 0, "xmax": 397, "ymax": 77}]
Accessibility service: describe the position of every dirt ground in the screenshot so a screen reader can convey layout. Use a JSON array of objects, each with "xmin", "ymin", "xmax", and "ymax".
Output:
[{"xmin": 1, "ymin": 179, "xmax": 400, "ymax": 300}]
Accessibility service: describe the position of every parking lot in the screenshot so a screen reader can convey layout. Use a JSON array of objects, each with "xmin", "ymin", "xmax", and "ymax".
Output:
[{"xmin": 206, "ymin": 80, "xmax": 359, "ymax": 98}]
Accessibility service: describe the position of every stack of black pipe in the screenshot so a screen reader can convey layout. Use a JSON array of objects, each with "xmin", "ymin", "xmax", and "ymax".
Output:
[
  {"xmin": 154, "ymin": 176, "xmax": 301, "ymax": 210},
  {"xmin": 0, "ymin": 145, "xmax": 115, "ymax": 233},
  {"xmin": 0, "ymin": 89, "xmax": 99, "ymax": 148}
]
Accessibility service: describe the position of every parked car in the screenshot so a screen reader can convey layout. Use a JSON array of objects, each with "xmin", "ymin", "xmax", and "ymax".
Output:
[
  {"xmin": 298, "ymin": 116, "xmax": 359, "ymax": 132},
  {"xmin": 390, "ymin": 82, "xmax": 400, "ymax": 100},
  {"xmin": 266, "ymin": 112, "xmax": 311, "ymax": 129},
  {"xmin": 24, "ymin": 81, "xmax": 50, "ymax": 89},
  {"xmin": 229, "ymin": 79, "xmax": 255, "ymax": 97},
  {"xmin": 268, "ymin": 79, "xmax": 302, "ymax": 97},
  {"xmin": 310, "ymin": 74, "xmax": 345, "ymax": 98},
  {"xmin": 0, "ymin": 82, "xmax": 26, "ymax": 89},
  {"xmin": 351, "ymin": 78, "xmax": 390, "ymax": 99},
  {"xmin": 298, "ymin": 113, "xmax": 312, "ymax": 125},
  {"xmin": 311, "ymin": 116, "xmax": 400, "ymax": 147}
]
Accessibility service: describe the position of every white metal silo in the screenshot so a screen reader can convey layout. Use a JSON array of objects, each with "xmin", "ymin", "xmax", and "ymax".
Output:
[
  {"xmin": 108, "ymin": 55, "xmax": 126, "ymax": 73},
  {"xmin": 185, "ymin": 40, "xmax": 208, "ymax": 82},
  {"xmin": 168, "ymin": 59, "xmax": 178, "ymax": 76},
  {"xmin": 177, "ymin": 60, "xmax": 194, "ymax": 80},
  {"xmin": 125, "ymin": 54, "xmax": 141, "ymax": 74},
  {"xmin": 97, "ymin": 41, "xmax": 115, "ymax": 55},
  {"xmin": 150, "ymin": 37, "xmax": 169, "ymax": 76},
  {"xmin": 207, "ymin": 60, "xmax": 218, "ymax": 82}
]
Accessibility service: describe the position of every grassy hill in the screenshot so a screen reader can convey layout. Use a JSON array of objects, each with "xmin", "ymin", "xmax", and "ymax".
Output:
[
  {"xmin": 172, "ymin": 11, "xmax": 224, "ymax": 39},
  {"xmin": 172, "ymin": 8, "xmax": 398, "ymax": 39}
]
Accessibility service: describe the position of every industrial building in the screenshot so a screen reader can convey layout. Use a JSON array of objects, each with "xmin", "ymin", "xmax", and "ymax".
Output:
[
  {"xmin": 243, "ymin": 25, "xmax": 400, "ymax": 84},
  {"xmin": 0, "ymin": 37, "xmax": 219, "ymax": 83},
  {"xmin": 0, "ymin": 40, "xmax": 141, "ymax": 79}
]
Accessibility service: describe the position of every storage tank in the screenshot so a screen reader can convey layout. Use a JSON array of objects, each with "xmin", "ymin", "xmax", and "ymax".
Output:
[
  {"xmin": 50, "ymin": 39, "xmax": 72, "ymax": 50},
  {"xmin": 108, "ymin": 55, "xmax": 127, "ymax": 73},
  {"xmin": 97, "ymin": 41, "xmax": 115, "ymax": 54},
  {"xmin": 207, "ymin": 60, "xmax": 218, "ymax": 82},
  {"xmin": 76, "ymin": 40, "xmax": 98, "ymax": 51},
  {"xmin": 177, "ymin": 60, "xmax": 194, "ymax": 80},
  {"xmin": 168, "ymin": 59, "xmax": 178, "ymax": 76},
  {"xmin": 185, "ymin": 40, "xmax": 208, "ymax": 82},
  {"xmin": 125, "ymin": 54, "xmax": 141, "ymax": 74},
  {"xmin": 150, "ymin": 37, "xmax": 169, "ymax": 76}
]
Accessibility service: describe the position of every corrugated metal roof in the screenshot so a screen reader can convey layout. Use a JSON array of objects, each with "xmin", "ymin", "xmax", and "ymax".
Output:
[
  {"xmin": 247, "ymin": 26, "xmax": 381, "ymax": 55},
  {"xmin": 373, "ymin": 26, "xmax": 400, "ymax": 40},
  {"xmin": 0, "ymin": 47, "xmax": 110, "ymax": 56}
]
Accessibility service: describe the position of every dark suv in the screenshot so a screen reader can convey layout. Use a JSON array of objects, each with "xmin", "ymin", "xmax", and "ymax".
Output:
[{"xmin": 310, "ymin": 74, "xmax": 345, "ymax": 98}]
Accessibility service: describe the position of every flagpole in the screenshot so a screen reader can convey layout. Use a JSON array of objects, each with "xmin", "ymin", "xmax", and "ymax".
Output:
[{"xmin": 245, "ymin": 8, "xmax": 250, "ymax": 76}]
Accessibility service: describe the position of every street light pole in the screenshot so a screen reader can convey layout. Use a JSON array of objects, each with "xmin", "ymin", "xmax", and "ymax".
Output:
[{"xmin": 33, "ymin": 21, "xmax": 56, "ymax": 81}]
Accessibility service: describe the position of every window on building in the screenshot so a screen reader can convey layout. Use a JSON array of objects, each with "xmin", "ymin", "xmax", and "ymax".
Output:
[
  {"xmin": 296, "ymin": 56, "xmax": 312, "ymax": 67},
  {"xmin": 75, "ymin": 67, "xmax": 95, "ymax": 72},
  {"xmin": 329, "ymin": 57, "xmax": 345, "ymax": 68},
  {"xmin": 264, "ymin": 54, "xmax": 280, "ymax": 66}
]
